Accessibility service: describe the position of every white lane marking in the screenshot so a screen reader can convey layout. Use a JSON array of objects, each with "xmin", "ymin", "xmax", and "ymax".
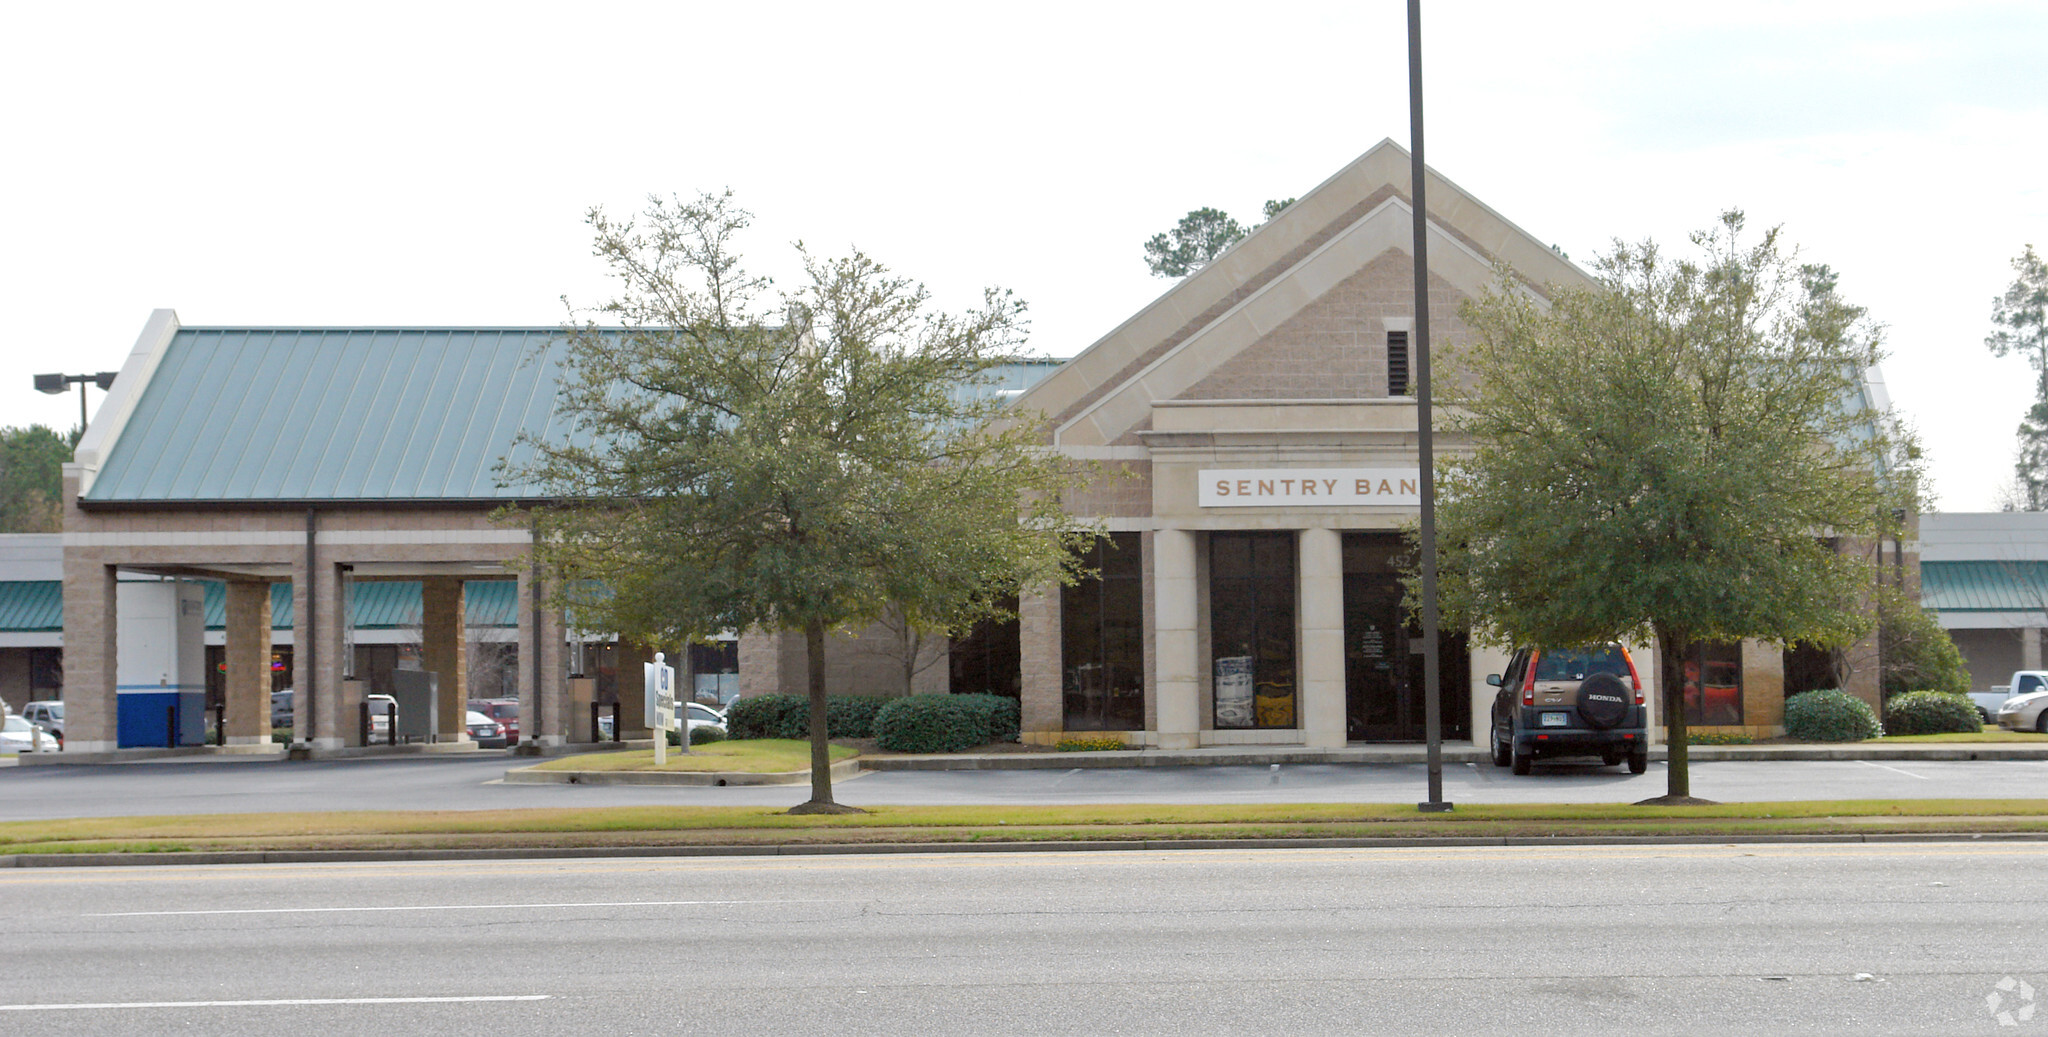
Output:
[
  {"xmin": 1856, "ymin": 760, "xmax": 1930, "ymax": 780},
  {"xmin": 0, "ymin": 995, "xmax": 549, "ymax": 1011},
  {"xmin": 88, "ymin": 898, "xmax": 761, "ymax": 918}
]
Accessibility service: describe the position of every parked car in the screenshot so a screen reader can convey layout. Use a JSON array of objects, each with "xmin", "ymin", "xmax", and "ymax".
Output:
[
  {"xmin": 1995, "ymin": 689, "xmax": 2048, "ymax": 734},
  {"xmin": 1488, "ymin": 643, "xmax": 1648, "ymax": 775},
  {"xmin": 365, "ymin": 693, "xmax": 398, "ymax": 738},
  {"xmin": 465, "ymin": 709, "xmax": 509, "ymax": 748},
  {"xmin": 20, "ymin": 700, "xmax": 63, "ymax": 744},
  {"xmin": 467, "ymin": 698, "xmax": 519, "ymax": 743},
  {"xmin": 685, "ymin": 701, "xmax": 726, "ymax": 738},
  {"xmin": 270, "ymin": 690, "xmax": 294, "ymax": 728},
  {"xmin": 1, "ymin": 714, "xmax": 60, "ymax": 754}
]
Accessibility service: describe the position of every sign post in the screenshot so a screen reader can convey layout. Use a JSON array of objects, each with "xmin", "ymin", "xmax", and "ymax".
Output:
[{"xmin": 645, "ymin": 652, "xmax": 678, "ymax": 765}]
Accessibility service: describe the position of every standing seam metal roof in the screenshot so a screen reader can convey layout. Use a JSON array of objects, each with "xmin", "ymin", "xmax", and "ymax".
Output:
[
  {"xmin": 85, "ymin": 328, "xmax": 579, "ymax": 502},
  {"xmin": 1920, "ymin": 561, "xmax": 2048, "ymax": 611}
]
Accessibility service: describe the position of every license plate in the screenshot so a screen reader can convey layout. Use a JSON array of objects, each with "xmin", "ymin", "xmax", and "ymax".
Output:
[{"xmin": 1539, "ymin": 712, "xmax": 1568, "ymax": 727}]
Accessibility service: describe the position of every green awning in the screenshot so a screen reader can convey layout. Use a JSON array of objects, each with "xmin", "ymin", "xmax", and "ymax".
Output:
[{"xmin": 1920, "ymin": 561, "xmax": 2048, "ymax": 612}]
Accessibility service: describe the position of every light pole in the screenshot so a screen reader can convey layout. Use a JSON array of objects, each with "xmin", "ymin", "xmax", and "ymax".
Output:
[
  {"xmin": 1409, "ymin": 0, "xmax": 1451, "ymax": 813},
  {"xmin": 33, "ymin": 371, "xmax": 117, "ymax": 433}
]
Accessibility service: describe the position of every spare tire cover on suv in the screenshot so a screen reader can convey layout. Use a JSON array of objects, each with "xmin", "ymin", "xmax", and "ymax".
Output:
[{"xmin": 1577, "ymin": 672, "xmax": 1630, "ymax": 729}]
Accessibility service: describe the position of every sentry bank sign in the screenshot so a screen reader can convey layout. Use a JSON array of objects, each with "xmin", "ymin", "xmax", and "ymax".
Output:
[{"xmin": 1198, "ymin": 468, "xmax": 1422, "ymax": 508}]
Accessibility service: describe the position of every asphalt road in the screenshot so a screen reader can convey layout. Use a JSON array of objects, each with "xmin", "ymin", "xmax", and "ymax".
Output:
[
  {"xmin": 3, "ymin": 754, "xmax": 2048, "ymax": 821},
  {"xmin": 2, "ymin": 843, "xmax": 2041, "ymax": 1035}
]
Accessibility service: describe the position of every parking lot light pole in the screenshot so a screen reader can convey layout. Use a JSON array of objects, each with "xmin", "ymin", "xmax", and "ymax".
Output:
[
  {"xmin": 1409, "ymin": 0, "xmax": 1451, "ymax": 813},
  {"xmin": 33, "ymin": 371, "xmax": 117, "ymax": 432}
]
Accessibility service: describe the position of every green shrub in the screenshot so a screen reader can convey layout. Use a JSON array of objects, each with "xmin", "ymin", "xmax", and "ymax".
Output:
[
  {"xmin": 950, "ymin": 693, "xmax": 1021, "ymax": 743},
  {"xmin": 826, "ymin": 696, "xmax": 886, "ymax": 740},
  {"xmin": 1878, "ymin": 587, "xmax": 1971, "ymax": 697},
  {"xmin": 1784, "ymin": 688, "xmax": 1881, "ymax": 742},
  {"xmin": 725, "ymin": 694, "xmax": 887, "ymax": 740},
  {"xmin": 1686, "ymin": 731, "xmax": 1753, "ymax": 745},
  {"xmin": 724, "ymin": 695, "xmax": 807, "ymax": 739},
  {"xmin": 689, "ymin": 724, "xmax": 726, "ymax": 745},
  {"xmin": 1056, "ymin": 736, "xmax": 1128, "ymax": 752},
  {"xmin": 874, "ymin": 695, "xmax": 988, "ymax": 753},
  {"xmin": 1882, "ymin": 690, "xmax": 1983, "ymax": 736}
]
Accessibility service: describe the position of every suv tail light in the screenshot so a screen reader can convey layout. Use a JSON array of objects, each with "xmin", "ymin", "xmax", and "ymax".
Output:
[
  {"xmin": 1521, "ymin": 654, "xmax": 1537, "ymax": 706},
  {"xmin": 1625, "ymin": 655, "xmax": 1645, "ymax": 705}
]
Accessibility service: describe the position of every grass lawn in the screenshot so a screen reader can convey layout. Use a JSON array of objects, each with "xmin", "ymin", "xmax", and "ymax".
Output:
[
  {"xmin": 1868, "ymin": 729, "xmax": 2048, "ymax": 743},
  {"xmin": 530, "ymin": 739, "xmax": 857, "ymax": 773},
  {"xmin": 4, "ymin": 800, "xmax": 2046, "ymax": 857}
]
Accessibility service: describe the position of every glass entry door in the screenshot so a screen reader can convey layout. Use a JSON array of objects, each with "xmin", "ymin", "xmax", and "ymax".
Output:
[{"xmin": 1341, "ymin": 533, "xmax": 1470, "ymax": 741}]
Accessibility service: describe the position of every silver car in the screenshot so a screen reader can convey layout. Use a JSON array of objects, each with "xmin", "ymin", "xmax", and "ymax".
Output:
[
  {"xmin": 1, "ymin": 714, "xmax": 60, "ymax": 754},
  {"xmin": 1995, "ymin": 691, "xmax": 2048, "ymax": 734}
]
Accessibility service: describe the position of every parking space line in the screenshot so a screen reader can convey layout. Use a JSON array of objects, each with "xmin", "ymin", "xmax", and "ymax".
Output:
[
  {"xmin": 0, "ymin": 995, "xmax": 550, "ymax": 1011},
  {"xmin": 1856, "ymin": 760, "xmax": 1930, "ymax": 780}
]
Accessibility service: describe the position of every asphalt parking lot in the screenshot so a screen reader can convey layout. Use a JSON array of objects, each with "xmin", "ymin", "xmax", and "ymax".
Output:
[{"xmin": 2, "ymin": 753, "xmax": 2044, "ymax": 821}]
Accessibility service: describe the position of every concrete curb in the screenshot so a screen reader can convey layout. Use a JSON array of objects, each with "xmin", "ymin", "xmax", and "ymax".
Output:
[
  {"xmin": 860, "ymin": 743, "xmax": 2048, "ymax": 770},
  {"xmin": 502, "ymin": 756, "xmax": 864, "ymax": 787},
  {"xmin": 5, "ymin": 830, "xmax": 2043, "ymax": 869}
]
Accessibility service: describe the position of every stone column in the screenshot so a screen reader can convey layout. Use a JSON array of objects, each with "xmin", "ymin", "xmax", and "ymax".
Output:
[
  {"xmin": 2023, "ymin": 627, "xmax": 2042, "ymax": 673},
  {"xmin": 737, "ymin": 630, "xmax": 782, "ymax": 698},
  {"xmin": 61, "ymin": 558, "xmax": 118, "ymax": 752},
  {"xmin": 1153, "ymin": 528, "xmax": 1200, "ymax": 750},
  {"xmin": 1468, "ymin": 643, "xmax": 1512, "ymax": 748},
  {"xmin": 1018, "ymin": 585, "xmax": 1062, "ymax": 741},
  {"xmin": 421, "ymin": 576, "xmax": 468, "ymax": 739},
  {"xmin": 517, "ymin": 568, "xmax": 567, "ymax": 747},
  {"xmin": 223, "ymin": 581, "xmax": 272, "ymax": 744},
  {"xmin": 1740, "ymin": 638, "xmax": 1786, "ymax": 735},
  {"xmin": 1298, "ymin": 527, "xmax": 1345, "ymax": 747}
]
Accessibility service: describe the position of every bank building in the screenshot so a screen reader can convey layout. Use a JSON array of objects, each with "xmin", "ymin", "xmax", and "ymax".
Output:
[{"xmin": 40, "ymin": 141, "xmax": 1884, "ymax": 755}]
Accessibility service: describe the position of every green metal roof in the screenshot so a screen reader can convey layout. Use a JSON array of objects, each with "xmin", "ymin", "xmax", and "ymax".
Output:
[
  {"xmin": 0, "ymin": 581, "xmax": 62, "ymax": 632},
  {"xmin": 86, "ymin": 328, "xmax": 578, "ymax": 503},
  {"xmin": 84, "ymin": 328, "xmax": 1065, "ymax": 506},
  {"xmin": 192, "ymin": 579, "xmax": 518, "ymax": 630},
  {"xmin": 1920, "ymin": 561, "xmax": 2048, "ymax": 611}
]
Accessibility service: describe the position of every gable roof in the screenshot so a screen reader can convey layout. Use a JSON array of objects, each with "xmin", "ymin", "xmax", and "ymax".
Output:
[
  {"xmin": 1016, "ymin": 139, "xmax": 1595, "ymax": 449},
  {"xmin": 80, "ymin": 322, "xmax": 577, "ymax": 504}
]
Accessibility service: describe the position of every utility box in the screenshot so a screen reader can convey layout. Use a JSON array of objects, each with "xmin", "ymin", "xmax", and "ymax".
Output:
[
  {"xmin": 116, "ymin": 580, "xmax": 207, "ymax": 748},
  {"xmin": 390, "ymin": 670, "xmax": 439, "ymax": 742}
]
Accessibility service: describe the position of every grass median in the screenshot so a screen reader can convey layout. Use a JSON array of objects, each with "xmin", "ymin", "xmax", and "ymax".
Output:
[
  {"xmin": 4, "ymin": 800, "xmax": 2047, "ymax": 857},
  {"xmin": 529, "ymin": 740, "xmax": 857, "ymax": 773}
]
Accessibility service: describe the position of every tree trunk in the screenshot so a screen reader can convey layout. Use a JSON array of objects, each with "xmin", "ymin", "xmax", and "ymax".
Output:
[
  {"xmin": 1660, "ymin": 630, "xmax": 1690, "ymax": 799},
  {"xmin": 788, "ymin": 618, "xmax": 862, "ymax": 814}
]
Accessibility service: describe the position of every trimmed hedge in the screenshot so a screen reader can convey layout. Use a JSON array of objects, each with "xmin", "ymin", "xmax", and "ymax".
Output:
[
  {"xmin": 873, "ymin": 694, "xmax": 1021, "ymax": 753},
  {"xmin": 1784, "ymin": 688, "xmax": 1882, "ymax": 742},
  {"xmin": 725, "ymin": 695, "xmax": 808, "ymax": 740},
  {"xmin": 826, "ymin": 695, "xmax": 886, "ymax": 740},
  {"xmin": 725, "ymin": 694, "xmax": 889, "ymax": 740},
  {"xmin": 1057, "ymin": 736, "xmax": 1128, "ymax": 752},
  {"xmin": 1883, "ymin": 690, "xmax": 1984, "ymax": 736},
  {"xmin": 666, "ymin": 725, "xmax": 727, "ymax": 746},
  {"xmin": 950, "ymin": 693, "xmax": 1021, "ymax": 743}
]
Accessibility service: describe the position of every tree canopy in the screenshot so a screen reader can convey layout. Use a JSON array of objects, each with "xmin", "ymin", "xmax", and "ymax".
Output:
[
  {"xmin": 1986, "ymin": 245, "xmax": 2048, "ymax": 509},
  {"xmin": 0, "ymin": 424, "xmax": 78, "ymax": 533},
  {"xmin": 1434, "ymin": 211, "xmax": 1921, "ymax": 800},
  {"xmin": 1141, "ymin": 198, "xmax": 1296, "ymax": 277},
  {"xmin": 506, "ymin": 192, "xmax": 1093, "ymax": 812}
]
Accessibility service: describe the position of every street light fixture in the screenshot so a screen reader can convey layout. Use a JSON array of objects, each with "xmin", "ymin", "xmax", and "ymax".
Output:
[{"xmin": 32, "ymin": 371, "xmax": 117, "ymax": 432}]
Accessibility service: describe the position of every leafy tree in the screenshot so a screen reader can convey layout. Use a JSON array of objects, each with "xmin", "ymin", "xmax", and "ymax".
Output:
[
  {"xmin": 1142, "ymin": 198, "xmax": 1297, "ymax": 277},
  {"xmin": 507, "ymin": 192, "xmax": 1093, "ymax": 813},
  {"xmin": 1875, "ymin": 586, "xmax": 1969, "ymax": 698},
  {"xmin": 1433, "ymin": 211, "xmax": 1920, "ymax": 802},
  {"xmin": 0, "ymin": 424, "xmax": 78, "ymax": 533},
  {"xmin": 1986, "ymin": 245, "xmax": 2048, "ymax": 508}
]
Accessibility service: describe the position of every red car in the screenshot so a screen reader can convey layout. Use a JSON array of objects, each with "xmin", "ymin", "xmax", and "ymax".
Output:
[{"xmin": 467, "ymin": 698, "xmax": 520, "ymax": 743}]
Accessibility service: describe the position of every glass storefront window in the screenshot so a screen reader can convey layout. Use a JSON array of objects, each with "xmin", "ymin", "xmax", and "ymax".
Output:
[
  {"xmin": 1668, "ymin": 641, "xmax": 1743, "ymax": 726},
  {"xmin": 1210, "ymin": 531, "xmax": 1297, "ymax": 728},
  {"xmin": 1062, "ymin": 533, "xmax": 1144, "ymax": 730}
]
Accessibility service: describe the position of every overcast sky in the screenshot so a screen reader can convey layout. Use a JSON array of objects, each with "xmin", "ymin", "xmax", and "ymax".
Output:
[{"xmin": 4, "ymin": 1, "xmax": 2043, "ymax": 511}]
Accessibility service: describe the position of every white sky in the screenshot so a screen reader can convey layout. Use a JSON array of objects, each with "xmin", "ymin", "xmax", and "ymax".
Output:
[{"xmin": 3, "ymin": 1, "xmax": 2043, "ymax": 511}]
